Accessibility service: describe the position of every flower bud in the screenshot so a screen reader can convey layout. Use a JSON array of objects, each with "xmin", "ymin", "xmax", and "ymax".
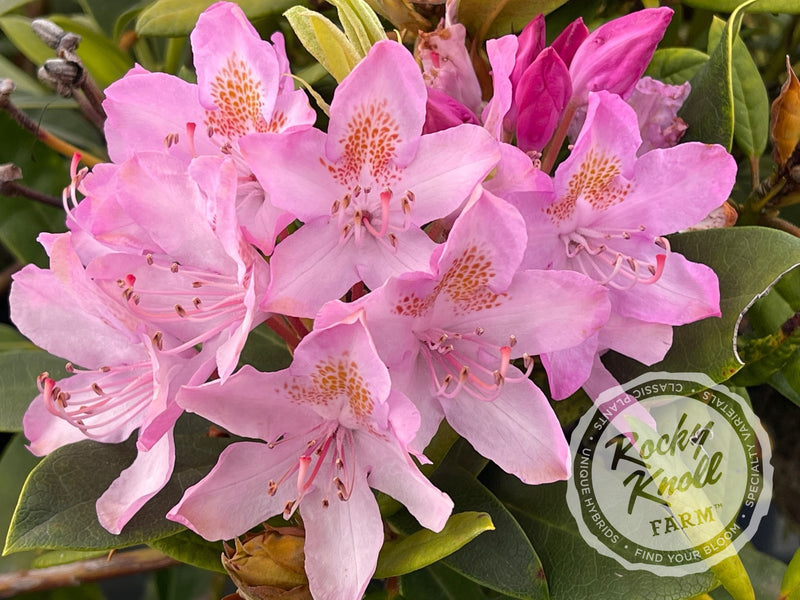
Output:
[
  {"xmin": 550, "ymin": 17, "xmax": 589, "ymax": 68},
  {"xmin": 770, "ymin": 56, "xmax": 800, "ymax": 168},
  {"xmin": 222, "ymin": 527, "xmax": 311, "ymax": 600},
  {"xmin": 569, "ymin": 7, "xmax": 673, "ymax": 104},
  {"xmin": 423, "ymin": 86, "xmax": 480, "ymax": 134},
  {"xmin": 38, "ymin": 59, "xmax": 83, "ymax": 97},
  {"xmin": 31, "ymin": 18, "xmax": 66, "ymax": 49}
]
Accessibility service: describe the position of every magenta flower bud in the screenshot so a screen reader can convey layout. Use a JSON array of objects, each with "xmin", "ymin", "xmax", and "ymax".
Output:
[
  {"xmin": 515, "ymin": 48, "xmax": 572, "ymax": 153},
  {"xmin": 550, "ymin": 17, "xmax": 589, "ymax": 68},
  {"xmin": 569, "ymin": 7, "xmax": 673, "ymax": 104},
  {"xmin": 423, "ymin": 87, "xmax": 480, "ymax": 134},
  {"xmin": 509, "ymin": 13, "xmax": 545, "ymax": 91}
]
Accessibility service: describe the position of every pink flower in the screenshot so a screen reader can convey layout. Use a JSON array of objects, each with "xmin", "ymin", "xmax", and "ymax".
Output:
[
  {"xmin": 507, "ymin": 91, "xmax": 737, "ymax": 398},
  {"xmin": 10, "ymin": 232, "xmax": 217, "ymax": 533},
  {"xmin": 627, "ymin": 76, "xmax": 690, "ymax": 155},
  {"xmin": 102, "ymin": 1, "xmax": 315, "ymax": 254},
  {"xmin": 317, "ymin": 190, "xmax": 610, "ymax": 483},
  {"xmin": 169, "ymin": 313, "xmax": 452, "ymax": 600},
  {"xmin": 240, "ymin": 40, "xmax": 499, "ymax": 317}
]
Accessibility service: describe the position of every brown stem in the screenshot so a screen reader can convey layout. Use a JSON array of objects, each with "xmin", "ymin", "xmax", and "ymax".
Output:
[
  {"xmin": 541, "ymin": 100, "xmax": 578, "ymax": 174},
  {"xmin": 0, "ymin": 548, "xmax": 180, "ymax": 598},
  {"xmin": 1, "ymin": 81, "xmax": 103, "ymax": 166},
  {"xmin": 1, "ymin": 180, "xmax": 62, "ymax": 208},
  {"xmin": 761, "ymin": 214, "xmax": 800, "ymax": 237}
]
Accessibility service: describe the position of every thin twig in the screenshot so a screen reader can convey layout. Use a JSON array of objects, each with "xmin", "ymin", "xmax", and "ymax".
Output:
[{"xmin": 0, "ymin": 548, "xmax": 180, "ymax": 598}]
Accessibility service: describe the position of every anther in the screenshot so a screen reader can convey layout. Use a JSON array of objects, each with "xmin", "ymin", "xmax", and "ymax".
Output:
[
  {"xmin": 65, "ymin": 363, "xmax": 75, "ymax": 373},
  {"xmin": 170, "ymin": 262, "xmax": 179, "ymax": 273},
  {"xmin": 192, "ymin": 297, "xmax": 202, "ymax": 308},
  {"xmin": 116, "ymin": 279, "xmax": 125, "ymax": 288},
  {"xmin": 508, "ymin": 334, "xmax": 517, "ymax": 348},
  {"xmin": 192, "ymin": 281, "xmax": 203, "ymax": 288},
  {"xmin": 331, "ymin": 199, "xmax": 340, "ymax": 215},
  {"xmin": 91, "ymin": 383, "xmax": 104, "ymax": 395},
  {"xmin": 353, "ymin": 185, "xmax": 361, "ymax": 197},
  {"xmin": 267, "ymin": 479, "xmax": 277, "ymax": 496},
  {"xmin": 174, "ymin": 304, "xmax": 187, "ymax": 318},
  {"xmin": 152, "ymin": 331, "xmax": 163, "ymax": 350},
  {"xmin": 100, "ymin": 366, "xmax": 111, "ymax": 372},
  {"xmin": 475, "ymin": 326, "xmax": 484, "ymax": 336},
  {"xmin": 322, "ymin": 498, "xmax": 330, "ymax": 507},
  {"xmin": 388, "ymin": 233, "xmax": 398, "ymax": 248},
  {"xmin": 146, "ymin": 254, "xmax": 154, "ymax": 265},
  {"xmin": 405, "ymin": 190, "xmax": 415, "ymax": 203},
  {"xmin": 207, "ymin": 125, "xmax": 215, "ymax": 138}
]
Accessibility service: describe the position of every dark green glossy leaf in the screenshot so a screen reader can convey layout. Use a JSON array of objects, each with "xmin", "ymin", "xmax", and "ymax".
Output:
[
  {"xmin": 679, "ymin": 0, "xmax": 800, "ymax": 12},
  {"xmin": 237, "ymin": 324, "xmax": 293, "ymax": 372},
  {"xmin": 645, "ymin": 47, "xmax": 708, "ymax": 85},
  {"xmin": 708, "ymin": 17, "xmax": 769, "ymax": 158},
  {"xmin": 458, "ymin": 0, "xmax": 569, "ymax": 42},
  {"xmin": 404, "ymin": 465, "xmax": 548, "ymax": 600},
  {"xmin": 606, "ymin": 228, "xmax": 800, "ymax": 385},
  {"xmin": 484, "ymin": 468, "xmax": 718, "ymax": 600},
  {"xmin": 0, "ymin": 434, "xmax": 39, "ymax": 573},
  {"xmin": 679, "ymin": 3, "xmax": 755, "ymax": 149},
  {"xmin": 136, "ymin": 0, "xmax": 302, "ymax": 37},
  {"xmin": 400, "ymin": 562, "xmax": 493, "ymax": 600},
  {"xmin": 0, "ymin": 350, "xmax": 69, "ymax": 432},
  {"xmin": 4, "ymin": 432, "xmax": 231, "ymax": 553},
  {"xmin": 150, "ymin": 529, "xmax": 225, "ymax": 574},
  {"xmin": 375, "ymin": 511, "xmax": 494, "ymax": 579}
]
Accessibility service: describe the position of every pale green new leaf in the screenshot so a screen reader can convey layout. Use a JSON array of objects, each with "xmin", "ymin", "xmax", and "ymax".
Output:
[
  {"xmin": 284, "ymin": 6, "xmax": 361, "ymax": 83},
  {"xmin": 329, "ymin": 0, "xmax": 386, "ymax": 57},
  {"xmin": 375, "ymin": 511, "xmax": 494, "ymax": 579}
]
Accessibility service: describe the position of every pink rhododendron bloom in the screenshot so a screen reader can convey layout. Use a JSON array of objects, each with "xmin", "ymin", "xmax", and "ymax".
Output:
[
  {"xmin": 508, "ymin": 92, "xmax": 737, "ymax": 398},
  {"xmin": 67, "ymin": 153, "xmax": 269, "ymax": 385},
  {"xmin": 627, "ymin": 76, "xmax": 690, "ymax": 155},
  {"xmin": 103, "ymin": 1, "xmax": 315, "ymax": 253},
  {"xmin": 240, "ymin": 40, "xmax": 499, "ymax": 317},
  {"xmin": 169, "ymin": 313, "xmax": 452, "ymax": 600},
  {"xmin": 10, "ymin": 232, "xmax": 217, "ymax": 533},
  {"xmin": 317, "ymin": 190, "xmax": 610, "ymax": 482},
  {"xmin": 417, "ymin": 0, "xmax": 483, "ymax": 116}
]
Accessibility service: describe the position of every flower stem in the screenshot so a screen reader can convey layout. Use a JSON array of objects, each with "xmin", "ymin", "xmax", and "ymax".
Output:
[{"xmin": 541, "ymin": 100, "xmax": 578, "ymax": 174}]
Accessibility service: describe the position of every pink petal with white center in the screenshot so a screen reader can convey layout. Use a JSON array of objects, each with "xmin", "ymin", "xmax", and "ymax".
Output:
[
  {"xmin": 396, "ymin": 124, "xmax": 500, "ymax": 225},
  {"xmin": 303, "ymin": 473, "xmax": 383, "ymax": 600},
  {"xmin": 326, "ymin": 40, "xmax": 426, "ymax": 172},
  {"xmin": 441, "ymin": 372, "xmax": 571, "ymax": 484},
  {"xmin": 356, "ymin": 431, "xmax": 452, "ymax": 532},
  {"xmin": 483, "ymin": 143, "xmax": 548, "ymax": 198},
  {"xmin": 192, "ymin": 2, "xmax": 281, "ymax": 139},
  {"xmin": 103, "ymin": 69, "xmax": 213, "ymax": 163},
  {"xmin": 596, "ymin": 142, "xmax": 736, "ymax": 235},
  {"xmin": 597, "ymin": 312, "xmax": 673, "ymax": 365},
  {"xmin": 168, "ymin": 440, "xmax": 304, "ymax": 540},
  {"xmin": 264, "ymin": 218, "xmax": 363, "ymax": 318},
  {"xmin": 482, "ymin": 35, "xmax": 517, "ymax": 141},
  {"xmin": 97, "ymin": 431, "xmax": 174, "ymax": 534},
  {"xmin": 541, "ymin": 334, "xmax": 600, "ymax": 399},
  {"xmin": 355, "ymin": 225, "xmax": 438, "ymax": 290},
  {"xmin": 608, "ymin": 249, "xmax": 721, "ymax": 326}
]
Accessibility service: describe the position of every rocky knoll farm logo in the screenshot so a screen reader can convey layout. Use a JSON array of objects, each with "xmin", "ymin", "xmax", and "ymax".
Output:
[{"xmin": 566, "ymin": 372, "xmax": 772, "ymax": 575}]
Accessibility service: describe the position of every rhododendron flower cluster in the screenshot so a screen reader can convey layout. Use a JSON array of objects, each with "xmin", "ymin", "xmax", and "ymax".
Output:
[{"xmin": 8, "ymin": 2, "xmax": 738, "ymax": 599}]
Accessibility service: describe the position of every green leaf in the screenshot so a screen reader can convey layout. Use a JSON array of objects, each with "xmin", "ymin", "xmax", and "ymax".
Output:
[
  {"xmin": 485, "ymin": 469, "xmax": 719, "ymax": 600},
  {"xmin": 679, "ymin": 0, "xmax": 800, "ymax": 13},
  {"xmin": 707, "ymin": 17, "xmax": 769, "ymax": 158},
  {"xmin": 400, "ymin": 562, "xmax": 494, "ymax": 600},
  {"xmin": 0, "ymin": 0, "xmax": 35, "ymax": 15},
  {"xmin": 606, "ymin": 227, "xmax": 800, "ymax": 385},
  {"xmin": 4, "ymin": 432, "xmax": 231, "ymax": 553},
  {"xmin": 679, "ymin": 2, "xmax": 760, "ymax": 149},
  {"xmin": 76, "ymin": 0, "xmax": 146, "ymax": 38},
  {"xmin": 0, "ymin": 14, "xmax": 55, "ymax": 67},
  {"xmin": 0, "ymin": 350, "xmax": 69, "ymax": 432},
  {"xmin": 645, "ymin": 48, "xmax": 709, "ymax": 85},
  {"xmin": 150, "ymin": 529, "xmax": 225, "ymax": 574},
  {"xmin": 376, "ymin": 511, "xmax": 494, "ymax": 579},
  {"xmin": 780, "ymin": 547, "xmax": 800, "ymax": 600},
  {"xmin": 457, "ymin": 0, "xmax": 570, "ymax": 43},
  {"xmin": 284, "ymin": 6, "xmax": 361, "ymax": 83},
  {"xmin": 329, "ymin": 0, "xmax": 386, "ymax": 57},
  {"xmin": 414, "ymin": 465, "xmax": 547, "ymax": 600},
  {"xmin": 0, "ymin": 54, "xmax": 46, "ymax": 96},
  {"xmin": 0, "ymin": 434, "xmax": 40, "ymax": 573},
  {"xmin": 31, "ymin": 548, "xmax": 108, "ymax": 568},
  {"xmin": 0, "ymin": 325, "xmax": 37, "ymax": 353},
  {"xmin": 136, "ymin": 0, "xmax": 300, "ymax": 37},
  {"xmin": 237, "ymin": 324, "xmax": 292, "ymax": 373},
  {"xmin": 47, "ymin": 15, "xmax": 134, "ymax": 89}
]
